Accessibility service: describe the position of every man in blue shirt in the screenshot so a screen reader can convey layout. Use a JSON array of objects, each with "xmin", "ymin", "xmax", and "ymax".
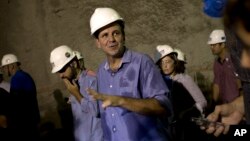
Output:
[
  {"xmin": 1, "ymin": 54, "xmax": 40, "ymax": 141},
  {"xmin": 87, "ymin": 7, "xmax": 172, "ymax": 141},
  {"xmin": 50, "ymin": 45, "xmax": 103, "ymax": 141}
]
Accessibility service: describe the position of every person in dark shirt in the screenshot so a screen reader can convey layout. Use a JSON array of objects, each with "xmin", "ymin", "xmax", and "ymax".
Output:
[{"xmin": 1, "ymin": 53, "xmax": 40, "ymax": 141}]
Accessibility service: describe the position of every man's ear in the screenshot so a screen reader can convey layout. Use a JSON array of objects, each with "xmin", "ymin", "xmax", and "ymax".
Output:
[{"xmin": 95, "ymin": 39, "xmax": 101, "ymax": 49}]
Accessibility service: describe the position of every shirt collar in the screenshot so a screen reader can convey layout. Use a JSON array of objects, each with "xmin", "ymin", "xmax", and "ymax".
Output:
[
  {"xmin": 77, "ymin": 69, "xmax": 87, "ymax": 81},
  {"xmin": 103, "ymin": 48, "xmax": 131, "ymax": 70},
  {"xmin": 217, "ymin": 53, "xmax": 230, "ymax": 63}
]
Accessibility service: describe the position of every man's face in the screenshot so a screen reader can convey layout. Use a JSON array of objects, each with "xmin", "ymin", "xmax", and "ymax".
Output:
[
  {"xmin": 57, "ymin": 64, "xmax": 74, "ymax": 81},
  {"xmin": 95, "ymin": 22, "xmax": 125, "ymax": 58},
  {"xmin": 209, "ymin": 43, "xmax": 224, "ymax": 55}
]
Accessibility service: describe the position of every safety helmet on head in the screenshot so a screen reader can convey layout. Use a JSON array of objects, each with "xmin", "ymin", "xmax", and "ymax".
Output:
[
  {"xmin": 73, "ymin": 50, "xmax": 84, "ymax": 60},
  {"xmin": 154, "ymin": 45, "xmax": 177, "ymax": 63},
  {"xmin": 90, "ymin": 7, "xmax": 124, "ymax": 35},
  {"xmin": 207, "ymin": 29, "xmax": 226, "ymax": 44},
  {"xmin": 174, "ymin": 48, "xmax": 187, "ymax": 63},
  {"xmin": 1, "ymin": 54, "xmax": 20, "ymax": 67},
  {"xmin": 50, "ymin": 45, "xmax": 76, "ymax": 73}
]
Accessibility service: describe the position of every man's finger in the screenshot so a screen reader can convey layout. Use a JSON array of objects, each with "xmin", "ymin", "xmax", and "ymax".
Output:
[
  {"xmin": 213, "ymin": 125, "xmax": 224, "ymax": 137},
  {"xmin": 86, "ymin": 88, "xmax": 100, "ymax": 98},
  {"xmin": 86, "ymin": 88, "xmax": 93, "ymax": 95},
  {"xmin": 207, "ymin": 106, "xmax": 221, "ymax": 122},
  {"xmin": 63, "ymin": 78, "xmax": 71, "ymax": 85},
  {"xmin": 102, "ymin": 100, "xmax": 111, "ymax": 108},
  {"xmin": 223, "ymin": 125, "xmax": 230, "ymax": 135},
  {"xmin": 206, "ymin": 126, "xmax": 215, "ymax": 134}
]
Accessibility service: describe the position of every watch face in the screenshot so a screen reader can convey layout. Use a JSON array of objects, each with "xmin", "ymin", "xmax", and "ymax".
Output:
[{"xmin": 203, "ymin": 0, "xmax": 226, "ymax": 18}]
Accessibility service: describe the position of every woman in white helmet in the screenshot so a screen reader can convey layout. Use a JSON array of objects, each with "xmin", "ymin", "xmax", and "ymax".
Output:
[{"xmin": 155, "ymin": 45, "xmax": 207, "ymax": 141}]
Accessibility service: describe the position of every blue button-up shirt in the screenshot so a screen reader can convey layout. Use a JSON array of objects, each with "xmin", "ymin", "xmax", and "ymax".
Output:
[
  {"xmin": 70, "ymin": 70, "xmax": 103, "ymax": 141},
  {"xmin": 97, "ymin": 49, "xmax": 171, "ymax": 141}
]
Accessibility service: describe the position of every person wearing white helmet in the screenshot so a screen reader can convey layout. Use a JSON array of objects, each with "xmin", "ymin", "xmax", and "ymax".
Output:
[
  {"xmin": 73, "ymin": 50, "xmax": 96, "ymax": 76},
  {"xmin": 208, "ymin": 29, "xmax": 241, "ymax": 105},
  {"xmin": 73, "ymin": 50, "xmax": 85, "ymax": 70},
  {"xmin": 50, "ymin": 45, "xmax": 103, "ymax": 141},
  {"xmin": 155, "ymin": 45, "xmax": 207, "ymax": 141},
  {"xmin": 155, "ymin": 45, "xmax": 177, "ymax": 88},
  {"xmin": 87, "ymin": 7, "xmax": 172, "ymax": 141},
  {"xmin": 173, "ymin": 48, "xmax": 187, "ymax": 75},
  {"xmin": 1, "ymin": 53, "xmax": 40, "ymax": 140}
]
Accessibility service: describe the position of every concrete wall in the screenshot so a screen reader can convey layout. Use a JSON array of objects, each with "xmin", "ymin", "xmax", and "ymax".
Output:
[{"xmin": 0, "ymin": 0, "xmax": 223, "ymax": 127}]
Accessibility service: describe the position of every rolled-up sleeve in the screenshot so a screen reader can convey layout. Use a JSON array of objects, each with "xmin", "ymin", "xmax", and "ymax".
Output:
[{"xmin": 80, "ymin": 77, "xmax": 100, "ymax": 117}]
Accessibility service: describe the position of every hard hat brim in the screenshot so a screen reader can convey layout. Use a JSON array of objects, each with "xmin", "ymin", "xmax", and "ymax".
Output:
[{"xmin": 51, "ymin": 56, "xmax": 75, "ymax": 73}]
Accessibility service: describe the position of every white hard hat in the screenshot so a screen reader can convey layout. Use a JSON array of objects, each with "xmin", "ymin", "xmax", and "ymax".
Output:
[
  {"xmin": 174, "ymin": 48, "xmax": 186, "ymax": 63},
  {"xmin": 1, "ymin": 54, "xmax": 19, "ymax": 67},
  {"xmin": 73, "ymin": 50, "xmax": 83, "ymax": 60},
  {"xmin": 155, "ymin": 45, "xmax": 176, "ymax": 63},
  {"xmin": 90, "ymin": 7, "xmax": 124, "ymax": 35},
  {"xmin": 207, "ymin": 29, "xmax": 226, "ymax": 44},
  {"xmin": 50, "ymin": 45, "xmax": 76, "ymax": 73}
]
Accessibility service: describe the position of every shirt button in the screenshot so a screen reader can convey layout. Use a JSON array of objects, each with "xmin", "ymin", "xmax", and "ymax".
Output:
[
  {"xmin": 112, "ymin": 126, "xmax": 117, "ymax": 132},
  {"xmin": 234, "ymin": 72, "xmax": 239, "ymax": 77},
  {"xmin": 111, "ymin": 73, "xmax": 115, "ymax": 76},
  {"xmin": 112, "ymin": 113, "xmax": 115, "ymax": 117},
  {"xmin": 110, "ymin": 85, "xmax": 112, "ymax": 88}
]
